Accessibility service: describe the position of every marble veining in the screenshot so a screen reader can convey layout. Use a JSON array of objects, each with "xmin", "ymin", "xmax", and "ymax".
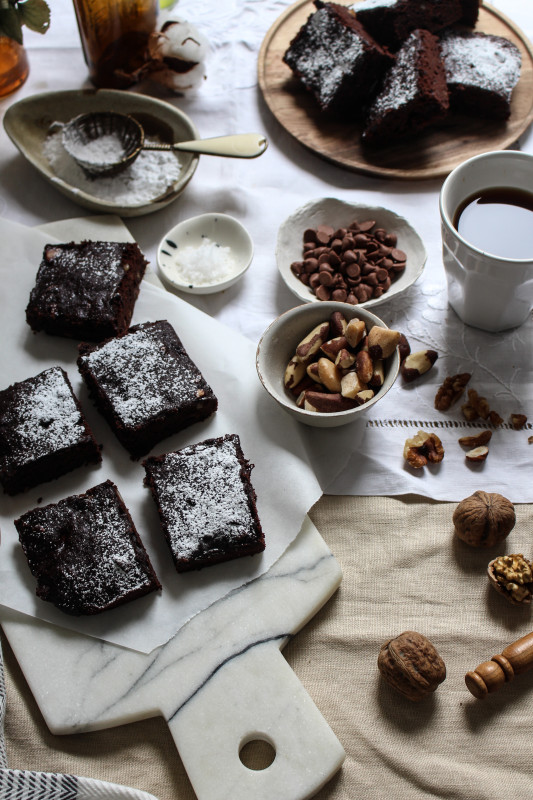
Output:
[{"xmin": 1, "ymin": 516, "xmax": 345, "ymax": 800}]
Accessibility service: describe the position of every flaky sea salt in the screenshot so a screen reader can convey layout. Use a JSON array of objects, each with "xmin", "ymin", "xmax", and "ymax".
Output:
[
  {"xmin": 169, "ymin": 237, "xmax": 236, "ymax": 286},
  {"xmin": 43, "ymin": 129, "xmax": 182, "ymax": 206}
]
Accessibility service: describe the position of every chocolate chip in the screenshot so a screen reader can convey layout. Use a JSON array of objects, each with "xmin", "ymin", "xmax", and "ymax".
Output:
[
  {"xmin": 292, "ymin": 217, "xmax": 406, "ymax": 303},
  {"xmin": 357, "ymin": 220, "xmax": 376, "ymax": 232},
  {"xmin": 391, "ymin": 248, "xmax": 407, "ymax": 262},
  {"xmin": 315, "ymin": 285, "xmax": 331, "ymax": 301}
]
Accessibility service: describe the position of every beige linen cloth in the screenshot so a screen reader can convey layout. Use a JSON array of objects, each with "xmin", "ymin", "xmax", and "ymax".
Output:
[{"xmin": 3, "ymin": 495, "xmax": 533, "ymax": 800}]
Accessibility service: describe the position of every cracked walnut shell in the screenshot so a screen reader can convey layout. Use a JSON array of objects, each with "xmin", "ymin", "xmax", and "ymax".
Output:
[
  {"xmin": 488, "ymin": 554, "xmax": 533, "ymax": 606},
  {"xmin": 403, "ymin": 430, "xmax": 444, "ymax": 468},
  {"xmin": 453, "ymin": 491, "xmax": 515, "ymax": 547},
  {"xmin": 378, "ymin": 631, "xmax": 446, "ymax": 701}
]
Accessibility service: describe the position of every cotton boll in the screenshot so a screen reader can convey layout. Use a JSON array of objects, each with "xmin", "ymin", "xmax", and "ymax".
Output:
[{"xmin": 147, "ymin": 18, "xmax": 209, "ymax": 94}]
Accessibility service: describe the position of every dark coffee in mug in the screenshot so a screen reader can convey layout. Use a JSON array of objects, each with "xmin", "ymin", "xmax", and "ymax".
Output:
[{"xmin": 453, "ymin": 187, "xmax": 533, "ymax": 260}]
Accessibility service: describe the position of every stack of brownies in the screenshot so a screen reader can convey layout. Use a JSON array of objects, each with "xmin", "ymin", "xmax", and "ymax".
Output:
[{"xmin": 283, "ymin": 0, "xmax": 522, "ymax": 143}]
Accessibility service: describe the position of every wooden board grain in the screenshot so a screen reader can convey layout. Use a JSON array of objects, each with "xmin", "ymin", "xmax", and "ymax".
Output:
[{"xmin": 257, "ymin": 1, "xmax": 533, "ymax": 180}]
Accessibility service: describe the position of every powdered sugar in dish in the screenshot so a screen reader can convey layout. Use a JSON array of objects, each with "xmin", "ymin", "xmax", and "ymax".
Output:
[
  {"xmin": 167, "ymin": 237, "xmax": 236, "ymax": 286},
  {"xmin": 43, "ymin": 128, "xmax": 182, "ymax": 206},
  {"xmin": 64, "ymin": 132, "xmax": 127, "ymax": 165}
]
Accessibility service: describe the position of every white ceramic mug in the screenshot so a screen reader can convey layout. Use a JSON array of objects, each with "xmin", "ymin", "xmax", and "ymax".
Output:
[{"xmin": 439, "ymin": 150, "xmax": 533, "ymax": 332}]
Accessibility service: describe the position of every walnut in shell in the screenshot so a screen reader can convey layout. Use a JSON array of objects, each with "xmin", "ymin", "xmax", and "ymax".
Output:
[
  {"xmin": 488, "ymin": 554, "xmax": 533, "ymax": 606},
  {"xmin": 453, "ymin": 490, "xmax": 515, "ymax": 547},
  {"xmin": 377, "ymin": 631, "xmax": 446, "ymax": 701}
]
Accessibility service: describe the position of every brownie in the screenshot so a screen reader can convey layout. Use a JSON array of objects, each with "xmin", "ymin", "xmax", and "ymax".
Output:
[
  {"xmin": 26, "ymin": 240, "xmax": 148, "ymax": 341},
  {"xmin": 440, "ymin": 30, "xmax": 522, "ymax": 120},
  {"xmin": 0, "ymin": 366, "xmax": 101, "ymax": 495},
  {"xmin": 352, "ymin": 0, "xmax": 478, "ymax": 51},
  {"xmin": 77, "ymin": 320, "xmax": 218, "ymax": 458},
  {"xmin": 143, "ymin": 434, "xmax": 265, "ymax": 572},
  {"xmin": 15, "ymin": 480, "xmax": 162, "ymax": 616},
  {"xmin": 458, "ymin": 0, "xmax": 480, "ymax": 28},
  {"xmin": 283, "ymin": 0, "xmax": 394, "ymax": 115},
  {"xmin": 362, "ymin": 29, "xmax": 450, "ymax": 144}
]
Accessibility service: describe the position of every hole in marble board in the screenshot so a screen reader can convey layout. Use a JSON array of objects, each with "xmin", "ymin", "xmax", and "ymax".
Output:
[{"xmin": 239, "ymin": 735, "xmax": 276, "ymax": 771}]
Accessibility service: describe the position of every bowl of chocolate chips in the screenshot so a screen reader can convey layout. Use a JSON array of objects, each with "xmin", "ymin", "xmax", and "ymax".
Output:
[
  {"xmin": 277, "ymin": 198, "xmax": 427, "ymax": 309},
  {"xmin": 256, "ymin": 300, "xmax": 401, "ymax": 428}
]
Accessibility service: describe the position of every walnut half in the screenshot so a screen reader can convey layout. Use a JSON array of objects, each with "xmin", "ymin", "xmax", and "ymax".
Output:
[
  {"xmin": 403, "ymin": 430, "xmax": 444, "ymax": 469},
  {"xmin": 488, "ymin": 554, "xmax": 533, "ymax": 606}
]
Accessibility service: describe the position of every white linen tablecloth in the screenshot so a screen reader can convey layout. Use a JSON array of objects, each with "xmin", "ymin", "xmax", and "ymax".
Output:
[{"xmin": 1, "ymin": 0, "xmax": 532, "ymax": 502}]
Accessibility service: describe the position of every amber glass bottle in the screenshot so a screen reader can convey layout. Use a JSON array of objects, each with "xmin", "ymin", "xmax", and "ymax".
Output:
[
  {"xmin": 0, "ymin": 36, "xmax": 29, "ymax": 97},
  {"xmin": 72, "ymin": 0, "xmax": 158, "ymax": 88}
]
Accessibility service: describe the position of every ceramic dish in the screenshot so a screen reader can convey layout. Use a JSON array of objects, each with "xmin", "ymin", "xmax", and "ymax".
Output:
[
  {"xmin": 157, "ymin": 213, "xmax": 254, "ymax": 294},
  {"xmin": 256, "ymin": 301, "xmax": 400, "ymax": 428},
  {"xmin": 276, "ymin": 198, "xmax": 427, "ymax": 309},
  {"xmin": 3, "ymin": 89, "xmax": 200, "ymax": 218}
]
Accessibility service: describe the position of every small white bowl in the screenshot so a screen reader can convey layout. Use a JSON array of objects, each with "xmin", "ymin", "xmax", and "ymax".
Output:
[
  {"xmin": 256, "ymin": 301, "xmax": 400, "ymax": 428},
  {"xmin": 157, "ymin": 213, "xmax": 253, "ymax": 294},
  {"xmin": 276, "ymin": 198, "xmax": 427, "ymax": 308}
]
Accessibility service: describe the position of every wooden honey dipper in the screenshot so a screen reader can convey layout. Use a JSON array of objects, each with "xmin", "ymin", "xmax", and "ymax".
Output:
[{"xmin": 465, "ymin": 631, "xmax": 533, "ymax": 698}]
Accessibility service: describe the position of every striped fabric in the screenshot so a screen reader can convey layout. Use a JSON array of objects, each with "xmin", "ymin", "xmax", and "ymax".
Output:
[{"xmin": 0, "ymin": 644, "xmax": 159, "ymax": 800}]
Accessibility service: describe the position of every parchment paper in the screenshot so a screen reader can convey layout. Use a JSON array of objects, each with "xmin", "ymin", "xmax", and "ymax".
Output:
[{"xmin": 0, "ymin": 215, "xmax": 344, "ymax": 653}]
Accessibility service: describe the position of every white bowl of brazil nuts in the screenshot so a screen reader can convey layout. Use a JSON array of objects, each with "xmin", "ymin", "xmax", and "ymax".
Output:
[
  {"xmin": 157, "ymin": 212, "xmax": 254, "ymax": 294},
  {"xmin": 276, "ymin": 198, "xmax": 427, "ymax": 308},
  {"xmin": 256, "ymin": 301, "xmax": 400, "ymax": 428}
]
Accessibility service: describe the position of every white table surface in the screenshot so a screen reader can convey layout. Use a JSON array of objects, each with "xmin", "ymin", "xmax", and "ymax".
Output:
[
  {"xmin": 1, "ymin": 0, "xmax": 531, "ymax": 346},
  {"xmin": 1, "ymin": 0, "xmax": 532, "ymax": 506}
]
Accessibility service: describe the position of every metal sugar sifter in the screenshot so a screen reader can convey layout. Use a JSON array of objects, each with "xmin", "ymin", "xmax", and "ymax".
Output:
[{"xmin": 61, "ymin": 111, "xmax": 268, "ymax": 177}]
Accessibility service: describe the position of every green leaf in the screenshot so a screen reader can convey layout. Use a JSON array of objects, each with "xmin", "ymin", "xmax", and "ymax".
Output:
[
  {"xmin": 159, "ymin": 0, "xmax": 179, "ymax": 8},
  {"xmin": 0, "ymin": 7, "xmax": 23, "ymax": 43},
  {"xmin": 18, "ymin": 0, "xmax": 50, "ymax": 34}
]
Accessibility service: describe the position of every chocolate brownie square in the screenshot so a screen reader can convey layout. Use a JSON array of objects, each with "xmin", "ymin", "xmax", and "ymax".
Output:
[
  {"xmin": 352, "ymin": 0, "xmax": 477, "ymax": 51},
  {"xmin": 143, "ymin": 434, "xmax": 265, "ymax": 572},
  {"xmin": 77, "ymin": 320, "xmax": 218, "ymax": 458},
  {"xmin": 0, "ymin": 366, "xmax": 101, "ymax": 495},
  {"xmin": 26, "ymin": 240, "xmax": 148, "ymax": 341},
  {"xmin": 362, "ymin": 29, "xmax": 450, "ymax": 144},
  {"xmin": 15, "ymin": 480, "xmax": 161, "ymax": 616},
  {"xmin": 283, "ymin": 0, "xmax": 394, "ymax": 115},
  {"xmin": 440, "ymin": 30, "xmax": 521, "ymax": 120}
]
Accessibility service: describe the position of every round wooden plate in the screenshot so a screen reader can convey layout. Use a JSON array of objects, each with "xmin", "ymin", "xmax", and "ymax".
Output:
[{"xmin": 257, "ymin": 1, "xmax": 533, "ymax": 180}]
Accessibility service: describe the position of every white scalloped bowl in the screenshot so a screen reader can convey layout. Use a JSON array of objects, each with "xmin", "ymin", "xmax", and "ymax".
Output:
[
  {"xmin": 276, "ymin": 198, "xmax": 427, "ymax": 308},
  {"xmin": 256, "ymin": 301, "xmax": 400, "ymax": 428}
]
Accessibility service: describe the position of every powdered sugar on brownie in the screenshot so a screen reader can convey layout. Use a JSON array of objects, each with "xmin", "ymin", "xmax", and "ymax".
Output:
[
  {"xmin": 287, "ymin": 6, "xmax": 366, "ymax": 107},
  {"xmin": 26, "ymin": 241, "xmax": 148, "ymax": 341},
  {"xmin": 367, "ymin": 34, "xmax": 418, "ymax": 115},
  {"xmin": 2, "ymin": 367, "xmax": 88, "ymax": 466},
  {"xmin": 440, "ymin": 30, "xmax": 521, "ymax": 100},
  {"xmin": 41, "ymin": 242, "xmax": 126, "ymax": 306},
  {"xmin": 363, "ymin": 28, "xmax": 449, "ymax": 142},
  {"xmin": 143, "ymin": 434, "xmax": 264, "ymax": 570},
  {"xmin": 81, "ymin": 323, "xmax": 205, "ymax": 427},
  {"xmin": 152, "ymin": 439, "xmax": 254, "ymax": 558},
  {"xmin": 352, "ymin": 0, "xmax": 398, "ymax": 10},
  {"xmin": 15, "ymin": 480, "xmax": 161, "ymax": 615},
  {"xmin": 283, "ymin": 1, "xmax": 393, "ymax": 113}
]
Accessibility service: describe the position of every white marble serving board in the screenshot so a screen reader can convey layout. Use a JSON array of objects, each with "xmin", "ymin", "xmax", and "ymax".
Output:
[{"xmin": 0, "ymin": 516, "xmax": 345, "ymax": 800}]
